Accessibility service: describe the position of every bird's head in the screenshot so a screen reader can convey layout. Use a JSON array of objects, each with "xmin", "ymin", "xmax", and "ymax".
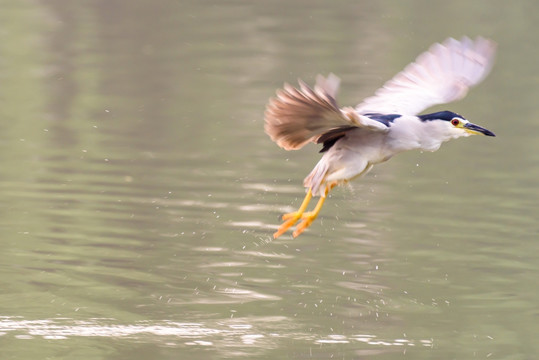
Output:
[{"xmin": 419, "ymin": 110, "xmax": 495, "ymax": 140}]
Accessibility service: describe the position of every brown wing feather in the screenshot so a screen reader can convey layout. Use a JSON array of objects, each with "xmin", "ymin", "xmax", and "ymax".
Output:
[{"xmin": 264, "ymin": 74, "xmax": 354, "ymax": 150}]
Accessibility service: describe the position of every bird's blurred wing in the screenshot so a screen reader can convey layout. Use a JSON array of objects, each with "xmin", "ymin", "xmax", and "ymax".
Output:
[
  {"xmin": 355, "ymin": 37, "xmax": 496, "ymax": 115},
  {"xmin": 265, "ymin": 73, "xmax": 387, "ymax": 151}
]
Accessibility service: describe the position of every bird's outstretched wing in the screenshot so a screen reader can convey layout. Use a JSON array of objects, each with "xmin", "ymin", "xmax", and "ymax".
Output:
[
  {"xmin": 356, "ymin": 37, "xmax": 496, "ymax": 115},
  {"xmin": 265, "ymin": 73, "xmax": 387, "ymax": 151}
]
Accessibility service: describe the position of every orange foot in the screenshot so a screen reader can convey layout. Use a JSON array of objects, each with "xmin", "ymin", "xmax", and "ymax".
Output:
[
  {"xmin": 292, "ymin": 211, "xmax": 318, "ymax": 237},
  {"xmin": 273, "ymin": 189, "xmax": 312, "ymax": 238},
  {"xmin": 273, "ymin": 183, "xmax": 334, "ymax": 238}
]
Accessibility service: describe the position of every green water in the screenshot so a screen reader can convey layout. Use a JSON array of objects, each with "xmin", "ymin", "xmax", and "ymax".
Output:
[{"xmin": 0, "ymin": 1, "xmax": 537, "ymax": 359}]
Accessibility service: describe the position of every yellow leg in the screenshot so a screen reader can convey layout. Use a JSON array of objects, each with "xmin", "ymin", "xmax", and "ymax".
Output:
[
  {"xmin": 292, "ymin": 183, "xmax": 335, "ymax": 237},
  {"xmin": 273, "ymin": 188, "xmax": 313, "ymax": 239}
]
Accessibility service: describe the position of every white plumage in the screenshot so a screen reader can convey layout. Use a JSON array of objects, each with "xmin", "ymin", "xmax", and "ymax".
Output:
[{"xmin": 356, "ymin": 37, "xmax": 496, "ymax": 115}]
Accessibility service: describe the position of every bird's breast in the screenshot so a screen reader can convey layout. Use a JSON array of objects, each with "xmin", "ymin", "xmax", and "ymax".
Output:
[{"xmin": 338, "ymin": 130, "xmax": 392, "ymax": 164}]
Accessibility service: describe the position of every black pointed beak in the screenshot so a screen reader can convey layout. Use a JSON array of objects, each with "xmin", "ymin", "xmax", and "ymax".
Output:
[{"xmin": 464, "ymin": 123, "xmax": 496, "ymax": 137}]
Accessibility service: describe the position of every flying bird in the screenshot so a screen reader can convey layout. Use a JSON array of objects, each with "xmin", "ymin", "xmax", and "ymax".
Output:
[{"xmin": 264, "ymin": 37, "xmax": 496, "ymax": 238}]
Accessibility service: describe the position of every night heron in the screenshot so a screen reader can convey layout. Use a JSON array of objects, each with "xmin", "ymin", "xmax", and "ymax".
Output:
[{"xmin": 265, "ymin": 37, "xmax": 496, "ymax": 238}]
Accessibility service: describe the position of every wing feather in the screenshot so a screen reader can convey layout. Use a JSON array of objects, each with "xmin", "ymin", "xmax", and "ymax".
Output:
[
  {"xmin": 264, "ymin": 73, "xmax": 387, "ymax": 150},
  {"xmin": 356, "ymin": 37, "xmax": 496, "ymax": 115}
]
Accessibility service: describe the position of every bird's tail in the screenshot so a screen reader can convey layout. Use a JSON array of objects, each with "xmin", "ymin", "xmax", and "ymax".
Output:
[
  {"xmin": 264, "ymin": 74, "xmax": 353, "ymax": 151},
  {"xmin": 303, "ymin": 156, "xmax": 330, "ymax": 197}
]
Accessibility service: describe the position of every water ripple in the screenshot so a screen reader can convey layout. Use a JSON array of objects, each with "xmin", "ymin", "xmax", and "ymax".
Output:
[{"xmin": 0, "ymin": 316, "xmax": 433, "ymax": 350}]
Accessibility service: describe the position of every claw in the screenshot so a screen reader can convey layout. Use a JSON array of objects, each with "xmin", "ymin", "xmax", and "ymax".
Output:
[
  {"xmin": 292, "ymin": 194, "xmax": 328, "ymax": 236},
  {"xmin": 273, "ymin": 215, "xmax": 301, "ymax": 238},
  {"xmin": 273, "ymin": 183, "xmax": 335, "ymax": 238},
  {"xmin": 273, "ymin": 189, "xmax": 312, "ymax": 238},
  {"xmin": 292, "ymin": 212, "xmax": 317, "ymax": 237}
]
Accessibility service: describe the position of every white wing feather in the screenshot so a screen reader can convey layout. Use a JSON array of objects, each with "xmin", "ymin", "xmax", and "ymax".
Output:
[{"xmin": 356, "ymin": 37, "xmax": 496, "ymax": 115}]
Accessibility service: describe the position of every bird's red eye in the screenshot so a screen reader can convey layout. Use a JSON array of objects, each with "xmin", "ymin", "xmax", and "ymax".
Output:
[{"xmin": 451, "ymin": 118, "xmax": 460, "ymax": 126}]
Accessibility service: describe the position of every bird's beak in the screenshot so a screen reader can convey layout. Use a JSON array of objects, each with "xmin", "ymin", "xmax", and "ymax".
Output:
[{"xmin": 464, "ymin": 123, "xmax": 495, "ymax": 137}]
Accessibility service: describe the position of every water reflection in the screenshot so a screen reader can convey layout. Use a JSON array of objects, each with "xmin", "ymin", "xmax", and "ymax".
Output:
[{"xmin": 0, "ymin": 316, "xmax": 433, "ymax": 352}]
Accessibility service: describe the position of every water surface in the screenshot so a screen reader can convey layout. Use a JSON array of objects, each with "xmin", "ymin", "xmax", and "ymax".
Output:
[{"xmin": 0, "ymin": 1, "xmax": 537, "ymax": 359}]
